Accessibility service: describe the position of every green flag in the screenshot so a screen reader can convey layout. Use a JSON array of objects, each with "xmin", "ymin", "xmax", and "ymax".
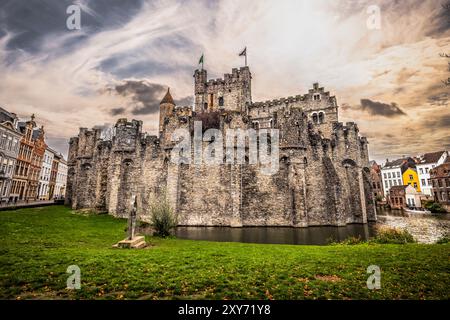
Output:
[{"xmin": 198, "ymin": 54, "xmax": 204, "ymax": 65}]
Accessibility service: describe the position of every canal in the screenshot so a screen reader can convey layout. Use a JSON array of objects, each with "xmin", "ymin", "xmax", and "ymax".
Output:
[{"xmin": 175, "ymin": 208, "xmax": 450, "ymax": 245}]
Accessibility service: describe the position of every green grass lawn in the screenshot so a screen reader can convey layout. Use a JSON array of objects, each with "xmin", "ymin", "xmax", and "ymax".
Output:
[{"xmin": 0, "ymin": 205, "xmax": 449, "ymax": 300}]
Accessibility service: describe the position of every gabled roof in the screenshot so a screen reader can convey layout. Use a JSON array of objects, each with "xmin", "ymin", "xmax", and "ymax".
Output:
[
  {"xmin": 160, "ymin": 88, "xmax": 175, "ymax": 105},
  {"xmin": 384, "ymin": 158, "xmax": 406, "ymax": 168},
  {"xmin": 417, "ymin": 151, "xmax": 447, "ymax": 165},
  {"xmin": 0, "ymin": 106, "xmax": 17, "ymax": 123}
]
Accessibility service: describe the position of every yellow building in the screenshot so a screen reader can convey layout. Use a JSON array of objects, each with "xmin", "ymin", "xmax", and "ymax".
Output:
[{"xmin": 402, "ymin": 168, "xmax": 421, "ymax": 192}]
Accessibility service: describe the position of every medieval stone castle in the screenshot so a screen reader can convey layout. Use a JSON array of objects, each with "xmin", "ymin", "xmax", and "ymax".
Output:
[{"xmin": 66, "ymin": 66, "xmax": 377, "ymax": 227}]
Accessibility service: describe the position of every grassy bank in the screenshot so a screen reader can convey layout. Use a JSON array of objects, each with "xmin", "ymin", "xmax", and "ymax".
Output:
[{"xmin": 0, "ymin": 206, "xmax": 449, "ymax": 300}]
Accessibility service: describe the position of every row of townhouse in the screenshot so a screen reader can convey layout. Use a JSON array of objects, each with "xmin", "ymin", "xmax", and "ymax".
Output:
[
  {"xmin": 373, "ymin": 150, "xmax": 449, "ymax": 209},
  {"xmin": 0, "ymin": 107, "xmax": 67, "ymax": 204}
]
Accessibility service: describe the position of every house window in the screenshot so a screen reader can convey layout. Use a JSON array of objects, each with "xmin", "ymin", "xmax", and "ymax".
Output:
[
  {"xmin": 413, "ymin": 182, "xmax": 417, "ymax": 189},
  {"xmin": 312, "ymin": 113, "xmax": 318, "ymax": 124},
  {"xmin": 397, "ymin": 172, "xmax": 400, "ymax": 178},
  {"xmin": 398, "ymin": 179, "xmax": 401, "ymax": 185},
  {"xmin": 409, "ymin": 174, "xmax": 413, "ymax": 180},
  {"xmin": 419, "ymin": 168, "xmax": 423, "ymax": 174},
  {"xmin": 219, "ymin": 97, "xmax": 224, "ymax": 107},
  {"xmin": 313, "ymin": 94, "xmax": 320, "ymax": 101},
  {"xmin": 388, "ymin": 173, "xmax": 391, "ymax": 178},
  {"xmin": 421, "ymin": 179, "xmax": 426, "ymax": 186}
]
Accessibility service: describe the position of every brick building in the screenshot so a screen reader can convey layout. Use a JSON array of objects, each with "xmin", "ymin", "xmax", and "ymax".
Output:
[
  {"xmin": 12, "ymin": 115, "xmax": 47, "ymax": 201},
  {"xmin": 389, "ymin": 185, "xmax": 406, "ymax": 209},
  {"xmin": 430, "ymin": 162, "xmax": 450, "ymax": 208},
  {"xmin": 369, "ymin": 160, "xmax": 384, "ymax": 200}
]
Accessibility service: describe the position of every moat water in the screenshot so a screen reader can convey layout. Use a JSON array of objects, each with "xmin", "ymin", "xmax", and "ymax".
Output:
[{"xmin": 175, "ymin": 208, "xmax": 450, "ymax": 245}]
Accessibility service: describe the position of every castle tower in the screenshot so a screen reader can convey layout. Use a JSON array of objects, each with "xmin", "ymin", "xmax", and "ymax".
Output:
[
  {"xmin": 159, "ymin": 88, "xmax": 175, "ymax": 133},
  {"xmin": 194, "ymin": 69, "xmax": 207, "ymax": 112},
  {"xmin": 194, "ymin": 67, "xmax": 252, "ymax": 113}
]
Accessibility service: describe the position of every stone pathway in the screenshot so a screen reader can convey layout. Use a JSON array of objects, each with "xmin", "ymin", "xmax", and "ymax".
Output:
[{"xmin": 0, "ymin": 200, "xmax": 58, "ymax": 211}]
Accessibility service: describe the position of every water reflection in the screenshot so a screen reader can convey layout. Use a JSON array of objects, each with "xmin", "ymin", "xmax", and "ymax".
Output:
[{"xmin": 175, "ymin": 224, "xmax": 377, "ymax": 245}]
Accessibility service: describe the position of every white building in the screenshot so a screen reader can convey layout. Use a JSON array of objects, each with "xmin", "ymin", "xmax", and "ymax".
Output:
[
  {"xmin": 38, "ymin": 148, "xmax": 54, "ymax": 200},
  {"xmin": 381, "ymin": 157, "xmax": 416, "ymax": 197},
  {"xmin": 54, "ymin": 157, "xmax": 67, "ymax": 199},
  {"xmin": 405, "ymin": 185, "xmax": 422, "ymax": 208},
  {"xmin": 0, "ymin": 107, "xmax": 22, "ymax": 203},
  {"xmin": 416, "ymin": 151, "xmax": 448, "ymax": 197},
  {"xmin": 381, "ymin": 159, "xmax": 405, "ymax": 197}
]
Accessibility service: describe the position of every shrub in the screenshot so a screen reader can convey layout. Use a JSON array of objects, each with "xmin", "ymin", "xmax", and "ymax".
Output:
[
  {"xmin": 341, "ymin": 235, "xmax": 364, "ymax": 245},
  {"xmin": 149, "ymin": 190, "xmax": 177, "ymax": 237},
  {"xmin": 371, "ymin": 226, "xmax": 415, "ymax": 244},
  {"xmin": 436, "ymin": 234, "xmax": 450, "ymax": 244},
  {"xmin": 423, "ymin": 201, "xmax": 447, "ymax": 213},
  {"xmin": 327, "ymin": 235, "xmax": 364, "ymax": 245}
]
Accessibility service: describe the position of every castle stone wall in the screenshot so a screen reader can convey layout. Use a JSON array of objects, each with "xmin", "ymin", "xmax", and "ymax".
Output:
[{"xmin": 66, "ymin": 67, "xmax": 376, "ymax": 227}]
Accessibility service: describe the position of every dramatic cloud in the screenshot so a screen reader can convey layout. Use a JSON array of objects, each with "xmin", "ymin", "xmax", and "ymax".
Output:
[
  {"xmin": 110, "ymin": 107, "xmax": 126, "ymax": 116},
  {"xmin": 0, "ymin": 0, "xmax": 448, "ymax": 161},
  {"xmin": 359, "ymin": 99, "xmax": 406, "ymax": 117},
  {"xmin": 108, "ymin": 80, "xmax": 193, "ymax": 115},
  {"xmin": 112, "ymin": 80, "xmax": 166, "ymax": 115}
]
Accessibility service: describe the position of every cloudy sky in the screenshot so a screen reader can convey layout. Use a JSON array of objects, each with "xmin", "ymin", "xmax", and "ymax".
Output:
[{"xmin": 0, "ymin": 0, "xmax": 449, "ymax": 162}]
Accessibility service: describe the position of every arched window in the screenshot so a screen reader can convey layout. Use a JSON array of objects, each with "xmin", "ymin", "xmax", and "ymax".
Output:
[
  {"xmin": 318, "ymin": 112, "xmax": 324, "ymax": 124},
  {"xmin": 312, "ymin": 113, "xmax": 318, "ymax": 124}
]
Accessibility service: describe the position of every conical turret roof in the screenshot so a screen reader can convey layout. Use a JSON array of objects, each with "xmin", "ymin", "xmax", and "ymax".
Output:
[{"xmin": 160, "ymin": 88, "xmax": 175, "ymax": 105}]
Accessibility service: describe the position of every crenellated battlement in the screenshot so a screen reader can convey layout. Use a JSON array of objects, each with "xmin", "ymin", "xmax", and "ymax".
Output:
[
  {"xmin": 250, "ymin": 83, "xmax": 336, "ymax": 113},
  {"xmin": 194, "ymin": 67, "xmax": 252, "ymax": 113}
]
